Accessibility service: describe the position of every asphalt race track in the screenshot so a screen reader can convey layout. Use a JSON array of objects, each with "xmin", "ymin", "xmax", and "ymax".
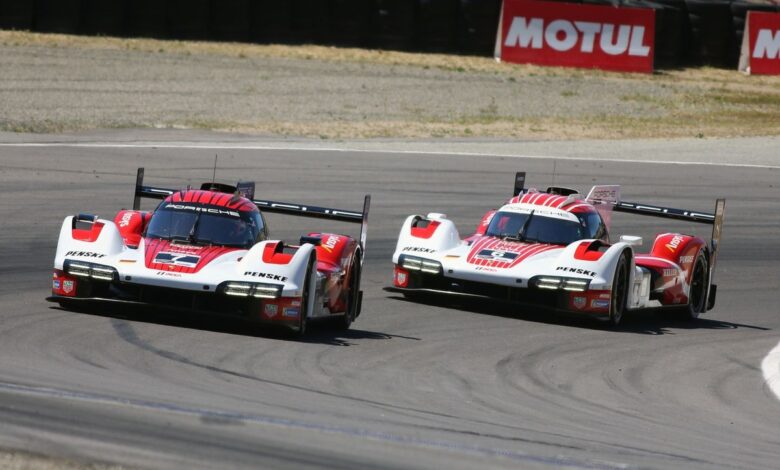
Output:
[{"xmin": 0, "ymin": 135, "xmax": 778, "ymax": 469}]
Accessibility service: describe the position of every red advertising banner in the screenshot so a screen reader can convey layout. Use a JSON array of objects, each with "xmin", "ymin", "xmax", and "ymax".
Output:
[
  {"xmin": 738, "ymin": 11, "xmax": 780, "ymax": 75},
  {"xmin": 495, "ymin": 0, "xmax": 655, "ymax": 73}
]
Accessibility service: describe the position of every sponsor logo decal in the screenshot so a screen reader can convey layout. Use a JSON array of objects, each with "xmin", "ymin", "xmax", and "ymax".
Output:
[
  {"xmin": 264, "ymin": 304, "xmax": 278, "ymax": 318},
  {"xmin": 663, "ymin": 268, "xmax": 677, "ymax": 277},
  {"xmin": 291, "ymin": 300, "xmax": 301, "ymax": 307},
  {"xmin": 153, "ymin": 252, "xmax": 200, "ymax": 268},
  {"xmin": 66, "ymin": 250, "xmax": 105, "ymax": 258},
  {"xmin": 476, "ymin": 250, "xmax": 519, "ymax": 262},
  {"xmin": 504, "ymin": 17, "xmax": 650, "ymax": 57},
  {"xmin": 244, "ymin": 271, "xmax": 288, "ymax": 282},
  {"xmin": 402, "ymin": 246, "xmax": 436, "ymax": 253},
  {"xmin": 498, "ymin": 1, "xmax": 655, "ymax": 73},
  {"xmin": 168, "ymin": 244, "xmax": 204, "ymax": 252},
  {"xmin": 475, "ymin": 266, "xmax": 498, "ymax": 272},
  {"xmin": 164, "ymin": 203, "xmax": 239, "ymax": 218},
  {"xmin": 588, "ymin": 187, "xmax": 619, "ymax": 204},
  {"xmin": 556, "ymin": 266, "xmax": 596, "ymax": 277},
  {"xmin": 591, "ymin": 299, "xmax": 610, "ymax": 309},
  {"xmin": 320, "ymin": 235, "xmax": 339, "ymax": 253},
  {"xmin": 754, "ymin": 28, "xmax": 780, "ymax": 59},
  {"xmin": 155, "ymin": 271, "xmax": 183, "ymax": 277},
  {"xmin": 573, "ymin": 296, "xmax": 586, "ymax": 309},
  {"xmin": 283, "ymin": 307, "xmax": 299, "ymax": 318},
  {"xmin": 678, "ymin": 255, "xmax": 694, "ymax": 264},
  {"xmin": 118, "ymin": 212, "xmax": 133, "ymax": 228},
  {"xmin": 665, "ymin": 235, "xmax": 684, "ymax": 252},
  {"xmin": 738, "ymin": 11, "xmax": 780, "ymax": 75},
  {"xmin": 53, "ymin": 279, "xmax": 61, "ymax": 290},
  {"xmin": 396, "ymin": 271, "xmax": 407, "ymax": 285},
  {"xmin": 63, "ymin": 280, "xmax": 74, "ymax": 294}
]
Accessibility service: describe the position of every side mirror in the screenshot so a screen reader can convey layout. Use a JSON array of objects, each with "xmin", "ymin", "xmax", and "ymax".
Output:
[{"xmin": 619, "ymin": 235, "xmax": 643, "ymax": 247}]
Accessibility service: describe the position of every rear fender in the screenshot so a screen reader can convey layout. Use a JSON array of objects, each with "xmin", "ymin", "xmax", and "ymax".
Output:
[
  {"xmin": 114, "ymin": 210, "xmax": 151, "ymax": 248},
  {"xmin": 54, "ymin": 216, "xmax": 125, "ymax": 269},
  {"xmin": 310, "ymin": 233, "xmax": 356, "ymax": 271},
  {"xmin": 473, "ymin": 210, "xmax": 497, "ymax": 236},
  {"xmin": 393, "ymin": 213, "xmax": 461, "ymax": 263},
  {"xmin": 650, "ymin": 233, "xmax": 707, "ymax": 283}
]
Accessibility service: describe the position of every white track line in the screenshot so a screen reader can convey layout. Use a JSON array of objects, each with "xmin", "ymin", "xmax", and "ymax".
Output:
[
  {"xmin": 762, "ymin": 341, "xmax": 780, "ymax": 401},
  {"xmin": 0, "ymin": 142, "xmax": 778, "ymax": 169}
]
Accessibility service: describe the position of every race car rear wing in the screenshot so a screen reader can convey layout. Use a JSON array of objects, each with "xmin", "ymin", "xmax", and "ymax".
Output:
[
  {"xmin": 132, "ymin": 167, "xmax": 371, "ymax": 250},
  {"xmin": 586, "ymin": 184, "xmax": 725, "ymax": 310}
]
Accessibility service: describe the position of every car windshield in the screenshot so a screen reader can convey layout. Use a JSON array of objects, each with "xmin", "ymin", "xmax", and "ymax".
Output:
[
  {"xmin": 146, "ymin": 202, "xmax": 262, "ymax": 248},
  {"xmin": 485, "ymin": 211, "xmax": 587, "ymax": 245}
]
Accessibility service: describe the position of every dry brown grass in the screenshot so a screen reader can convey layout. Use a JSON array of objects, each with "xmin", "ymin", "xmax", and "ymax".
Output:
[{"xmin": 2, "ymin": 30, "xmax": 780, "ymax": 139}]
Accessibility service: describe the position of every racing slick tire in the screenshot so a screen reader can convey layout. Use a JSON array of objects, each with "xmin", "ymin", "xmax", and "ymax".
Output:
[
  {"xmin": 678, "ymin": 251, "xmax": 709, "ymax": 321},
  {"xmin": 296, "ymin": 254, "xmax": 317, "ymax": 338},
  {"xmin": 338, "ymin": 251, "xmax": 361, "ymax": 331},
  {"xmin": 608, "ymin": 251, "xmax": 630, "ymax": 327}
]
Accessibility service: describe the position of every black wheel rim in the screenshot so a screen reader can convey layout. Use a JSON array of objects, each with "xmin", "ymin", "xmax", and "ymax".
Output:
[
  {"xmin": 690, "ymin": 258, "xmax": 706, "ymax": 313},
  {"xmin": 348, "ymin": 260, "xmax": 360, "ymax": 322},
  {"xmin": 299, "ymin": 259, "xmax": 313, "ymax": 335},
  {"xmin": 612, "ymin": 260, "xmax": 627, "ymax": 323}
]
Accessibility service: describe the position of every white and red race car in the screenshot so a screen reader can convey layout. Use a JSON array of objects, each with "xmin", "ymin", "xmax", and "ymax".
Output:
[
  {"xmin": 48, "ymin": 168, "xmax": 370, "ymax": 335},
  {"xmin": 388, "ymin": 172, "xmax": 725, "ymax": 325}
]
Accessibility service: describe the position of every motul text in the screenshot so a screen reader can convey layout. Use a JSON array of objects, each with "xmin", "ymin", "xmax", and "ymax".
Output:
[
  {"xmin": 739, "ymin": 11, "xmax": 780, "ymax": 74},
  {"xmin": 504, "ymin": 18, "xmax": 650, "ymax": 57},
  {"xmin": 497, "ymin": 0, "xmax": 655, "ymax": 73}
]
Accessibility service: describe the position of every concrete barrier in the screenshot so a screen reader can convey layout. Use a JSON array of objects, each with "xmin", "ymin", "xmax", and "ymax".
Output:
[
  {"xmin": 210, "ymin": 0, "xmax": 251, "ymax": 41},
  {"xmin": 81, "ymin": 0, "xmax": 127, "ymax": 36},
  {"xmin": 34, "ymin": 0, "xmax": 82, "ymax": 34},
  {"xmin": 168, "ymin": 0, "xmax": 209, "ymax": 40},
  {"xmin": 18, "ymin": 0, "xmax": 780, "ymax": 70},
  {"xmin": 126, "ymin": 0, "xmax": 168, "ymax": 38},
  {"xmin": 685, "ymin": 0, "xmax": 738, "ymax": 66},
  {"xmin": 0, "ymin": 0, "xmax": 34, "ymax": 30}
]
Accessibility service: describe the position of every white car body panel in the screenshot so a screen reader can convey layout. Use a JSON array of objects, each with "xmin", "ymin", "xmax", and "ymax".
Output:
[{"xmin": 53, "ymin": 216, "xmax": 331, "ymax": 317}]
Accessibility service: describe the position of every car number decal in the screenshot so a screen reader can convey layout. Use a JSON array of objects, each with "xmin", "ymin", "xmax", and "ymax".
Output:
[{"xmin": 153, "ymin": 252, "xmax": 201, "ymax": 268}]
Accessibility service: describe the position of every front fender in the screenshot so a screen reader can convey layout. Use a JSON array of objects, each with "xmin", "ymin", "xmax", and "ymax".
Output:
[
  {"xmin": 54, "ymin": 216, "xmax": 126, "ymax": 270},
  {"xmin": 238, "ymin": 241, "xmax": 316, "ymax": 297},
  {"xmin": 393, "ymin": 214, "xmax": 461, "ymax": 263},
  {"xmin": 554, "ymin": 240, "xmax": 634, "ymax": 290}
]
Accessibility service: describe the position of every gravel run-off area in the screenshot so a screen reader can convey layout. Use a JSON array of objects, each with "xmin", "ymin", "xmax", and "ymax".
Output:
[{"xmin": 1, "ymin": 31, "xmax": 780, "ymax": 140}]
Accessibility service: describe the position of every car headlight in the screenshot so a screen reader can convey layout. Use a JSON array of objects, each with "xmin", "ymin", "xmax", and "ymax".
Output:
[
  {"xmin": 222, "ymin": 282, "xmax": 282, "ymax": 299},
  {"xmin": 64, "ymin": 260, "xmax": 117, "ymax": 282},
  {"xmin": 399, "ymin": 255, "xmax": 442, "ymax": 275},
  {"xmin": 531, "ymin": 276, "xmax": 590, "ymax": 292}
]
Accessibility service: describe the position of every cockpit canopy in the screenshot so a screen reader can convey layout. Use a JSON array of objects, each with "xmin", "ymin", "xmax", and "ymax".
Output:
[
  {"xmin": 486, "ymin": 209, "xmax": 606, "ymax": 245},
  {"xmin": 145, "ymin": 201, "xmax": 266, "ymax": 248}
]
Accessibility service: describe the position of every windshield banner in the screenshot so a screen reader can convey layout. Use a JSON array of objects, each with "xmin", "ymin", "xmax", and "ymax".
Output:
[
  {"xmin": 495, "ymin": 0, "xmax": 655, "ymax": 73},
  {"xmin": 738, "ymin": 11, "xmax": 780, "ymax": 75}
]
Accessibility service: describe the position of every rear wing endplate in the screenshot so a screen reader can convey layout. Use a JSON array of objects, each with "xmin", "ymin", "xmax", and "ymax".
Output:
[
  {"xmin": 513, "ymin": 172, "xmax": 526, "ymax": 196},
  {"xmin": 588, "ymin": 184, "xmax": 725, "ymax": 309},
  {"xmin": 132, "ymin": 167, "xmax": 371, "ymax": 250}
]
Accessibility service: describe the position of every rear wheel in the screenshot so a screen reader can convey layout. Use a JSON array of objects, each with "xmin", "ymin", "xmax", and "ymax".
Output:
[
  {"xmin": 609, "ymin": 251, "xmax": 630, "ymax": 327},
  {"xmin": 296, "ymin": 254, "xmax": 317, "ymax": 337},
  {"xmin": 338, "ymin": 251, "xmax": 361, "ymax": 330},
  {"xmin": 680, "ymin": 252, "xmax": 708, "ymax": 320}
]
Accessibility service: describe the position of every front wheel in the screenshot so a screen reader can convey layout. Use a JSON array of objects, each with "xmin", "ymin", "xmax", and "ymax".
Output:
[{"xmin": 609, "ymin": 251, "xmax": 630, "ymax": 327}]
